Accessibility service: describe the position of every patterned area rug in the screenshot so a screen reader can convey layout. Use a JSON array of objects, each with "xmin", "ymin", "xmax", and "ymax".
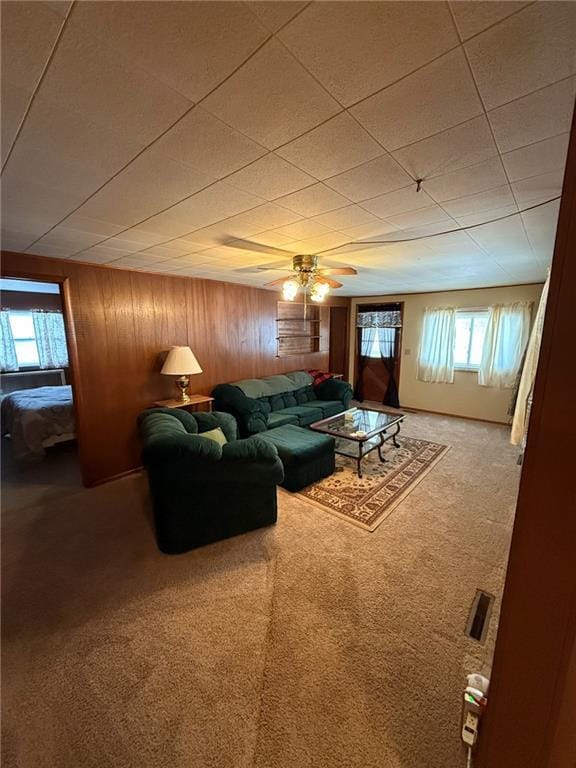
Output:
[{"xmin": 298, "ymin": 435, "xmax": 450, "ymax": 532}]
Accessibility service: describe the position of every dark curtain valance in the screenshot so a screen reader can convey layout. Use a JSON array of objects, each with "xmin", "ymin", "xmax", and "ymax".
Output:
[{"xmin": 356, "ymin": 310, "xmax": 402, "ymax": 328}]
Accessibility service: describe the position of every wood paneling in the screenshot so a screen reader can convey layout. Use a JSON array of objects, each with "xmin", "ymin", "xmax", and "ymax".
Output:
[
  {"xmin": 476, "ymin": 107, "xmax": 576, "ymax": 768},
  {"xmin": 0, "ymin": 252, "xmax": 349, "ymax": 485},
  {"xmin": 328, "ymin": 305, "xmax": 349, "ymax": 376}
]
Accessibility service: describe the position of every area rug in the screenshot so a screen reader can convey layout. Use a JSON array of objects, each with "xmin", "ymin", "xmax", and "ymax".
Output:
[{"xmin": 298, "ymin": 435, "xmax": 450, "ymax": 532}]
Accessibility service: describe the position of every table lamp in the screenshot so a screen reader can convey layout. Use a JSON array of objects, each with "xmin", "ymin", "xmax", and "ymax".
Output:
[{"xmin": 161, "ymin": 346, "xmax": 202, "ymax": 401}]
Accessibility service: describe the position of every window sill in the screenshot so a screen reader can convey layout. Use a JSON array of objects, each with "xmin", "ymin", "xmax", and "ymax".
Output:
[{"xmin": 454, "ymin": 367, "xmax": 479, "ymax": 373}]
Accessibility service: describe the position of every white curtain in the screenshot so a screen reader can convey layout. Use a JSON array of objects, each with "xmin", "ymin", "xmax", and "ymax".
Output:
[
  {"xmin": 511, "ymin": 279, "xmax": 550, "ymax": 445},
  {"xmin": 0, "ymin": 310, "xmax": 18, "ymax": 372},
  {"xmin": 360, "ymin": 326, "xmax": 377, "ymax": 357},
  {"xmin": 417, "ymin": 307, "xmax": 456, "ymax": 383},
  {"xmin": 32, "ymin": 311, "xmax": 69, "ymax": 369},
  {"xmin": 479, "ymin": 302, "xmax": 532, "ymax": 389}
]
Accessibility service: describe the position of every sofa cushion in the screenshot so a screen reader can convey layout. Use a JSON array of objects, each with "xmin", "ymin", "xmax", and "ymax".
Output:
[
  {"xmin": 282, "ymin": 392, "xmax": 297, "ymax": 408},
  {"xmin": 298, "ymin": 400, "xmax": 343, "ymax": 418},
  {"xmin": 278, "ymin": 405, "xmax": 323, "ymax": 426},
  {"xmin": 267, "ymin": 411, "xmax": 299, "ymax": 429},
  {"xmin": 270, "ymin": 394, "xmax": 285, "ymax": 412},
  {"xmin": 257, "ymin": 396, "xmax": 272, "ymax": 415}
]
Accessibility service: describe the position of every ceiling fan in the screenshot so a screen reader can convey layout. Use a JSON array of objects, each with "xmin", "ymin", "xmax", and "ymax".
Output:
[{"xmin": 223, "ymin": 239, "xmax": 358, "ymax": 303}]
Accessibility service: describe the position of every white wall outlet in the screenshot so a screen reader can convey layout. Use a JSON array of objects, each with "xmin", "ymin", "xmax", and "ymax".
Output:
[{"xmin": 462, "ymin": 711, "xmax": 479, "ymax": 747}]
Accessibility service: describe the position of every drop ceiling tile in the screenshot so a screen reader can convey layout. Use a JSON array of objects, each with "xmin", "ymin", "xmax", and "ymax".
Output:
[
  {"xmin": 392, "ymin": 116, "xmax": 499, "ymax": 181},
  {"xmin": 466, "ymin": 217, "xmax": 533, "ymax": 260},
  {"xmin": 521, "ymin": 199, "xmax": 560, "ymax": 262},
  {"xmin": 488, "ymin": 78, "xmax": 576, "ymax": 153},
  {"xmin": 511, "ymin": 170, "xmax": 565, "ymax": 208},
  {"xmin": 442, "ymin": 185, "xmax": 517, "ymax": 218},
  {"xmin": 1, "ymin": 172, "xmax": 83, "ymax": 235},
  {"xmin": 453, "ymin": 204, "xmax": 519, "ymax": 229},
  {"xmin": 153, "ymin": 107, "xmax": 267, "ymax": 179},
  {"xmin": 77, "ymin": 151, "xmax": 215, "ymax": 227},
  {"xmin": 423, "ymin": 157, "xmax": 508, "ymax": 203},
  {"xmin": 502, "ymin": 133, "xmax": 570, "ymax": 182},
  {"xmin": 24, "ymin": 242, "xmax": 67, "ymax": 258},
  {"xmin": 351, "ymin": 49, "xmax": 483, "ymax": 151},
  {"xmin": 227, "ymin": 203, "xmax": 301, "ymax": 230},
  {"xmin": 42, "ymin": 2, "xmax": 72, "ymax": 18},
  {"xmin": 1, "ymin": 80, "xmax": 32, "ymax": 164},
  {"xmin": 247, "ymin": 230, "xmax": 298, "ymax": 248},
  {"xmin": 274, "ymin": 219, "xmax": 334, "ymax": 241},
  {"xmin": 36, "ymin": 14, "xmax": 192, "ymax": 147},
  {"xmin": 338, "ymin": 221, "xmax": 401, "ymax": 242},
  {"xmin": 75, "ymin": 1, "xmax": 269, "ymax": 103},
  {"xmin": 59, "ymin": 215, "xmax": 126, "ymax": 238},
  {"xmin": 105, "ymin": 228, "xmax": 167, "ymax": 247},
  {"xmin": 465, "ymin": 2, "xmax": 576, "ymax": 111},
  {"xmin": 449, "ymin": 1, "xmax": 530, "ymax": 41},
  {"xmin": 33, "ymin": 227, "xmax": 106, "ymax": 253},
  {"xmin": 324, "ymin": 154, "xmax": 413, "ymax": 202},
  {"xmin": 276, "ymin": 112, "xmax": 385, "ymax": 179},
  {"xmin": 286, "ymin": 232, "xmax": 357, "ymax": 255},
  {"xmin": 1, "ymin": 1, "xmax": 63, "ymax": 93},
  {"xmin": 384, "ymin": 204, "xmax": 454, "ymax": 231},
  {"xmin": 137, "ymin": 181, "xmax": 264, "ymax": 237},
  {"xmin": 202, "ymin": 39, "xmax": 340, "ymax": 150},
  {"xmin": 361, "ymin": 186, "xmax": 436, "ymax": 219},
  {"xmin": 278, "ymin": 1, "xmax": 458, "ymax": 106},
  {"xmin": 312, "ymin": 205, "xmax": 381, "ymax": 231},
  {"xmin": 274, "ymin": 183, "xmax": 350, "ymax": 216},
  {"xmin": 246, "ymin": 1, "xmax": 307, "ymax": 33},
  {"xmin": 225, "ymin": 154, "xmax": 315, "ymax": 200}
]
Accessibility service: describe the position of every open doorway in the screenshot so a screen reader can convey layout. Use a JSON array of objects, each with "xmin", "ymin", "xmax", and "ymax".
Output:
[{"xmin": 1, "ymin": 277, "xmax": 81, "ymax": 512}]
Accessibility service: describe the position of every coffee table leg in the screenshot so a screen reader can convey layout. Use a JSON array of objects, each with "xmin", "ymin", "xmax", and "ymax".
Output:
[
  {"xmin": 392, "ymin": 421, "xmax": 401, "ymax": 448},
  {"xmin": 377, "ymin": 432, "xmax": 387, "ymax": 463},
  {"xmin": 357, "ymin": 442, "xmax": 363, "ymax": 479}
]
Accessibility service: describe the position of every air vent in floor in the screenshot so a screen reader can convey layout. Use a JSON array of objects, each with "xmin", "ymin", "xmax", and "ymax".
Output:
[{"xmin": 466, "ymin": 590, "xmax": 494, "ymax": 643}]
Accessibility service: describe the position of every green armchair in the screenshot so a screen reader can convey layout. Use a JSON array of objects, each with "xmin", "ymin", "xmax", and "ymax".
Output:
[{"xmin": 138, "ymin": 408, "xmax": 284, "ymax": 554}]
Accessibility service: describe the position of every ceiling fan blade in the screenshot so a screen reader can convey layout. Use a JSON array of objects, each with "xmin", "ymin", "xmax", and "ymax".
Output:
[
  {"xmin": 222, "ymin": 239, "xmax": 297, "ymax": 258},
  {"xmin": 317, "ymin": 277, "xmax": 343, "ymax": 289},
  {"xmin": 235, "ymin": 260, "xmax": 291, "ymax": 273},
  {"xmin": 265, "ymin": 277, "xmax": 292, "ymax": 287},
  {"xmin": 317, "ymin": 266, "xmax": 358, "ymax": 276}
]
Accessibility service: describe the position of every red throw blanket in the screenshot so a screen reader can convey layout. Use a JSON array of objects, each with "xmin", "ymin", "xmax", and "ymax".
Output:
[{"xmin": 307, "ymin": 369, "xmax": 334, "ymax": 387}]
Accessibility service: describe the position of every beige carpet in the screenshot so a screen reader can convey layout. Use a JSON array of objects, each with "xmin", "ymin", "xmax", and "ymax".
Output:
[
  {"xmin": 1, "ymin": 413, "xmax": 520, "ymax": 768},
  {"xmin": 299, "ymin": 434, "xmax": 450, "ymax": 531}
]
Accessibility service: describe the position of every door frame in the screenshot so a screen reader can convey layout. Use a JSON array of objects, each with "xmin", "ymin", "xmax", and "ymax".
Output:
[
  {"xmin": 476, "ymin": 109, "xmax": 576, "ymax": 768},
  {"xmin": 353, "ymin": 301, "xmax": 404, "ymax": 403},
  {"xmin": 1, "ymin": 268, "xmax": 87, "ymax": 485}
]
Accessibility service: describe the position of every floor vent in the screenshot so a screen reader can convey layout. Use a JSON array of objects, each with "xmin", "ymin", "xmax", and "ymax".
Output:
[{"xmin": 466, "ymin": 590, "xmax": 494, "ymax": 643}]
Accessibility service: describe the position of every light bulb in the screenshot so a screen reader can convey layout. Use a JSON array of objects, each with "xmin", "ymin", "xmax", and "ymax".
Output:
[
  {"xmin": 310, "ymin": 280, "xmax": 330, "ymax": 302},
  {"xmin": 281, "ymin": 279, "xmax": 299, "ymax": 301}
]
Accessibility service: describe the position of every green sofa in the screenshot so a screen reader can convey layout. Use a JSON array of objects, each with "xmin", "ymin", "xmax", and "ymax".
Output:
[
  {"xmin": 212, "ymin": 371, "xmax": 352, "ymax": 437},
  {"xmin": 138, "ymin": 408, "xmax": 284, "ymax": 554}
]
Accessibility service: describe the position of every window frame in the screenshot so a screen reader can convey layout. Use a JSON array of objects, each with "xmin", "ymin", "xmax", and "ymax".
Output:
[{"xmin": 453, "ymin": 308, "xmax": 489, "ymax": 372}]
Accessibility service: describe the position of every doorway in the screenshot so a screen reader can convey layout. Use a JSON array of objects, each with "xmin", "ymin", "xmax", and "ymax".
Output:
[
  {"xmin": 0, "ymin": 276, "xmax": 81, "ymax": 511},
  {"xmin": 328, "ymin": 305, "xmax": 349, "ymax": 376},
  {"xmin": 354, "ymin": 303, "xmax": 403, "ymax": 407}
]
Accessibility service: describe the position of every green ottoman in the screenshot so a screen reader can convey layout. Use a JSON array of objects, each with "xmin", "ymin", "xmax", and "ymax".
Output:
[{"xmin": 259, "ymin": 424, "xmax": 335, "ymax": 492}]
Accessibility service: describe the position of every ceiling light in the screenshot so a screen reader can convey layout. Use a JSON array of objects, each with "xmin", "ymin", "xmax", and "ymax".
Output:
[
  {"xmin": 309, "ymin": 280, "xmax": 330, "ymax": 302},
  {"xmin": 281, "ymin": 279, "xmax": 299, "ymax": 301}
]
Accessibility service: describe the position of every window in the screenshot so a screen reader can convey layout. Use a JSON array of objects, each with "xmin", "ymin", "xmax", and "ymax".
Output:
[
  {"xmin": 8, "ymin": 311, "xmax": 40, "ymax": 367},
  {"xmin": 454, "ymin": 310, "xmax": 488, "ymax": 370}
]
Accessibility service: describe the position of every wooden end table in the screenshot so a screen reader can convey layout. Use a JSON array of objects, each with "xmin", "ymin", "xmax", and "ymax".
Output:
[{"xmin": 153, "ymin": 394, "xmax": 214, "ymax": 412}]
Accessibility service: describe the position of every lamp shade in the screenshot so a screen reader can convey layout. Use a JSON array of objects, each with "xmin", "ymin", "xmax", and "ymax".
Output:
[{"xmin": 161, "ymin": 346, "xmax": 202, "ymax": 375}]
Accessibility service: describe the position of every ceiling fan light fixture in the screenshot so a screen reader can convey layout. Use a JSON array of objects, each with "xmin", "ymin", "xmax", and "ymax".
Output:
[
  {"xmin": 281, "ymin": 278, "xmax": 299, "ymax": 301},
  {"xmin": 309, "ymin": 280, "xmax": 330, "ymax": 302}
]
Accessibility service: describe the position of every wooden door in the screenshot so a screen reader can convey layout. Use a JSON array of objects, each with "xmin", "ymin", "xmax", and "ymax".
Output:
[{"xmin": 328, "ymin": 306, "xmax": 349, "ymax": 376}]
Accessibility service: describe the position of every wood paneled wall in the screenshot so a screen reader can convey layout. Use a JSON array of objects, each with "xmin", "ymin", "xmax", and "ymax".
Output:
[{"xmin": 1, "ymin": 252, "xmax": 349, "ymax": 485}]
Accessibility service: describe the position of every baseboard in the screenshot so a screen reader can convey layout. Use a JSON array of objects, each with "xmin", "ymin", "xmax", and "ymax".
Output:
[
  {"xmin": 85, "ymin": 465, "xmax": 144, "ymax": 488},
  {"xmin": 403, "ymin": 406, "xmax": 510, "ymax": 426}
]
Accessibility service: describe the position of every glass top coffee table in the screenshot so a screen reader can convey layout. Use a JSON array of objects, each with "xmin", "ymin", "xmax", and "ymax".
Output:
[{"xmin": 310, "ymin": 407, "xmax": 405, "ymax": 478}]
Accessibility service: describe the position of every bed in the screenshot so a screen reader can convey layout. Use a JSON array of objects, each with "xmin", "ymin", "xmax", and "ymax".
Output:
[{"xmin": 1, "ymin": 385, "xmax": 75, "ymax": 461}]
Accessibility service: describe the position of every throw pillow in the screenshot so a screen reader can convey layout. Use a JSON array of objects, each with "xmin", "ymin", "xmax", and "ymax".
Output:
[{"xmin": 197, "ymin": 427, "xmax": 228, "ymax": 446}]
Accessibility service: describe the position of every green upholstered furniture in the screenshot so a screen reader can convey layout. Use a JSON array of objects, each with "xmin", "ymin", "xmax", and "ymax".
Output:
[
  {"xmin": 138, "ymin": 408, "xmax": 284, "ymax": 554},
  {"xmin": 212, "ymin": 371, "xmax": 352, "ymax": 437},
  {"xmin": 258, "ymin": 424, "xmax": 335, "ymax": 492}
]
